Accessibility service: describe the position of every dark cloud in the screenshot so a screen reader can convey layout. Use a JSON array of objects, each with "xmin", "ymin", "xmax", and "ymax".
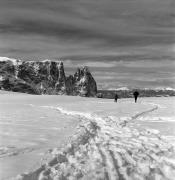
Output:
[
  {"xmin": 0, "ymin": 18, "xmax": 173, "ymax": 50},
  {"xmin": 0, "ymin": 0, "xmax": 174, "ymax": 46},
  {"xmin": 0, "ymin": 0, "xmax": 174, "ymax": 88}
]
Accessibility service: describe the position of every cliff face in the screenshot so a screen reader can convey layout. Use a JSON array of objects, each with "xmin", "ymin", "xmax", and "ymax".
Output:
[{"xmin": 0, "ymin": 58, "xmax": 97, "ymax": 96}]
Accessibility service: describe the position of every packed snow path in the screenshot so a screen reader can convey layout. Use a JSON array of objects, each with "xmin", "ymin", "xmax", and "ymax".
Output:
[{"xmin": 18, "ymin": 97, "xmax": 175, "ymax": 180}]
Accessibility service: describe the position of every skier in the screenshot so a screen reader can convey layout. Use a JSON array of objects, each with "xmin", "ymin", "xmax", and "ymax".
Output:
[
  {"xmin": 133, "ymin": 91, "xmax": 139, "ymax": 103},
  {"xmin": 114, "ymin": 94, "xmax": 118, "ymax": 102}
]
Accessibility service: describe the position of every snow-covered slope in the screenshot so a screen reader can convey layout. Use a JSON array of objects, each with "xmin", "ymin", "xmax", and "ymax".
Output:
[{"xmin": 0, "ymin": 95, "xmax": 172, "ymax": 180}]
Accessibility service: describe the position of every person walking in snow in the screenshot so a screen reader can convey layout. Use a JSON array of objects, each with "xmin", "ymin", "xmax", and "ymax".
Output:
[
  {"xmin": 114, "ymin": 94, "xmax": 118, "ymax": 102},
  {"xmin": 133, "ymin": 91, "xmax": 139, "ymax": 103}
]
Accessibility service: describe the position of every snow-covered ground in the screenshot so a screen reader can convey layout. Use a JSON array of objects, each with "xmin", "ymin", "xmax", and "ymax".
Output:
[
  {"xmin": 0, "ymin": 92, "xmax": 79, "ymax": 179},
  {"xmin": 0, "ymin": 92, "xmax": 175, "ymax": 179}
]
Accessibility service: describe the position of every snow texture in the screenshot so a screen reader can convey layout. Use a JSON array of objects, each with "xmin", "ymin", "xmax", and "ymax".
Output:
[{"xmin": 15, "ymin": 97, "xmax": 175, "ymax": 180}]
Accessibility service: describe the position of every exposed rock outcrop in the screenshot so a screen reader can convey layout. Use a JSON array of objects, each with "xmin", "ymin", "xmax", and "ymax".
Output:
[
  {"xmin": 73, "ymin": 67, "xmax": 97, "ymax": 96},
  {"xmin": 0, "ymin": 57, "xmax": 97, "ymax": 96}
]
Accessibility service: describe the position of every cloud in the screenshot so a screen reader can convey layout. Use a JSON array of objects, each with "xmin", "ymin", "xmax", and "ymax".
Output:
[
  {"xmin": 64, "ymin": 60, "xmax": 123, "ymax": 68},
  {"xmin": 0, "ymin": 0, "xmax": 174, "ymax": 89},
  {"xmin": 0, "ymin": 0, "xmax": 174, "ymax": 52}
]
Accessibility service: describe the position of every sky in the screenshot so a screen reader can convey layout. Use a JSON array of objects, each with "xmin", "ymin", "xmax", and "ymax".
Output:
[{"xmin": 0, "ymin": 0, "xmax": 174, "ymax": 89}]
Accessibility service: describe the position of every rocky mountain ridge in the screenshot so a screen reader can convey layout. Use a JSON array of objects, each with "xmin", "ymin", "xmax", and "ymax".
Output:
[{"xmin": 0, "ymin": 57, "xmax": 97, "ymax": 96}]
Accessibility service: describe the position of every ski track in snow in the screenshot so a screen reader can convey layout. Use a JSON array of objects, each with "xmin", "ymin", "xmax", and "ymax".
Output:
[
  {"xmin": 0, "ymin": 146, "xmax": 36, "ymax": 159},
  {"xmin": 15, "ymin": 102, "xmax": 175, "ymax": 180},
  {"xmin": 131, "ymin": 105, "xmax": 158, "ymax": 121}
]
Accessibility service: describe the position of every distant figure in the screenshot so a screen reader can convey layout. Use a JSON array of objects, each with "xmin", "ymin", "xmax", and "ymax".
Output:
[
  {"xmin": 133, "ymin": 91, "xmax": 139, "ymax": 103},
  {"xmin": 114, "ymin": 94, "xmax": 118, "ymax": 102}
]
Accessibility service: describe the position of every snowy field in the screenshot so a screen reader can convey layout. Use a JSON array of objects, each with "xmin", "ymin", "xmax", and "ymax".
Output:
[
  {"xmin": 0, "ymin": 92, "xmax": 79, "ymax": 179},
  {"xmin": 0, "ymin": 91, "xmax": 175, "ymax": 179}
]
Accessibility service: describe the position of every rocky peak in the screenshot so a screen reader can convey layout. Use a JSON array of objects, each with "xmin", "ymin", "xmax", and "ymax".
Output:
[
  {"xmin": 55, "ymin": 61, "xmax": 66, "ymax": 94},
  {"xmin": 0, "ymin": 57, "xmax": 97, "ymax": 96},
  {"xmin": 57, "ymin": 61, "xmax": 65, "ymax": 80},
  {"xmin": 72, "ymin": 66, "xmax": 97, "ymax": 96},
  {"xmin": 83, "ymin": 66, "xmax": 90, "ymax": 74},
  {"xmin": 74, "ymin": 68, "xmax": 81, "ymax": 81}
]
